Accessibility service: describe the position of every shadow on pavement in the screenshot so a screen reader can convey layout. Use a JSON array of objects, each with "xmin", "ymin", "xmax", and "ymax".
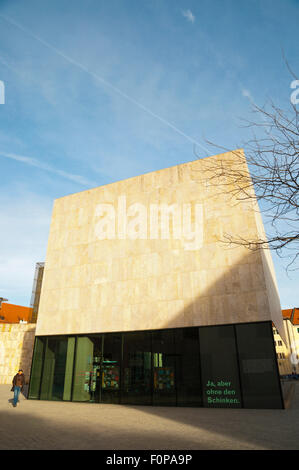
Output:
[
  {"xmin": 1, "ymin": 383, "xmax": 299, "ymax": 450},
  {"xmin": 0, "ymin": 408, "xmax": 214, "ymax": 450}
]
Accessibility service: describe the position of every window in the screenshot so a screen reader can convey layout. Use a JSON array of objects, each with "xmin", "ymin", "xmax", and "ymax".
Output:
[
  {"xmin": 278, "ymin": 353, "xmax": 285, "ymax": 359},
  {"xmin": 28, "ymin": 337, "xmax": 45, "ymax": 399},
  {"xmin": 235, "ymin": 323, "xmax": 283, "ymax": 409},
  {"xmin": 199, "ymin": 325, "xmax": 242, "ymax": 408},
  {"xmin": 28, "ymin": 323, "xmax": 283, "ymax": 409},
  {"xmin": 152, "ymin": 329, "xmax": 176, "ymax": 406},
  {"xmin": 102, "ymin": 334, "xmax": 122, "ymax": 404},
  {"xmin": 122, "ymin": 331, "xmax": 151, "ymax": 405},
  {"xmin": 72, "ymin": 336, "xmax": 101, "ymax": 402},
  {"xmin": 39, "ymin": 337, "xmax": 74, "ymax": 401},
  {"xmin": 174, "ymin": 328, "xmax": 202, "ymax": 407}
]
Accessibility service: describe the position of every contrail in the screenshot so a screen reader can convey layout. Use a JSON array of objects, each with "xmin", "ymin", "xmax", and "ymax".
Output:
[
  {"xmin": 0, "ymin": 13, "xmax": 208, "ymax": 153},
  {"xmin": 0, "ymin": 150, "xmax": 97, "ymax": 186}
]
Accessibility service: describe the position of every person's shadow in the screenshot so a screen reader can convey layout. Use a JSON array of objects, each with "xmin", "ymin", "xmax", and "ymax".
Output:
[{"xmin": 8, "ymin": 384, "xmax": 29, "ymax": 406}]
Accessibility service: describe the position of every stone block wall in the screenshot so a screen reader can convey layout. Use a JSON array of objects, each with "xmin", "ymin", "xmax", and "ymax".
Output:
[{"xmin": 0, "ymin": 323, "xmax": 36, "ymax": 384}]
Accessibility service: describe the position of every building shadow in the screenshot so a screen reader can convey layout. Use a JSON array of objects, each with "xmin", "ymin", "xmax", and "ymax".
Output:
[
  {"xmin": 158, "ymin": 245, "xmax": 283, "ymax": 334},
  {"xmin": 1, "ymin": 390, "xmax": 299, "ymax": 450},
  {"xmin": 108, "ymin": 245, "xmax": 294, "ymax": 448},
  {"xmin": 26, "ymin": 247, "xmax": 290, "ymax": 449},
  {"xmin": 0, "ymin": 403, "xmax": 241, "ymax": 450}
]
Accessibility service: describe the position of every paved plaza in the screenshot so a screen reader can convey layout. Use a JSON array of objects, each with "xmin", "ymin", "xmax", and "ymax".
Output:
[{"xmin": 0, "ymin": 383, "xmax": 299, "ymax": 450}]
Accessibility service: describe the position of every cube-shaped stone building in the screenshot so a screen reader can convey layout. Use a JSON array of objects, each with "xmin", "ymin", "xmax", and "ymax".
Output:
[{"xmin": 29, "ymin": 150, "xmax": 285, "ymax": 408}]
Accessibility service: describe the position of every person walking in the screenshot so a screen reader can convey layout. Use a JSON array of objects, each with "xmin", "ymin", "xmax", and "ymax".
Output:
[{"xmin": 11, "ymin": 370, "xmax": 25, "ymax": 407}]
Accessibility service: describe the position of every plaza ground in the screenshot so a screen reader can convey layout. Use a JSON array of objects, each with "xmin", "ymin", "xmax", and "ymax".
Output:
[{"xmin": 0, "ymin": 383, "xmax": 298, "ymax": 450}]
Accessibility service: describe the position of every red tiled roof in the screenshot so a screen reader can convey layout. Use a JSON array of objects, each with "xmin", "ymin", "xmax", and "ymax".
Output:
[
  {"xmin": 292, "ymin": 308, "xmax": 299, "ymax": 325},
  {"xmin": 282, "ymin": 309, "xmax": 293, "ymax": 320},
  {"xmin": 282, "ymin": 308, "xmax": 299, "ymax": 326},
  {"xmin": 0, "ymin": 303, "xmax": 33, "ymax": 323}
]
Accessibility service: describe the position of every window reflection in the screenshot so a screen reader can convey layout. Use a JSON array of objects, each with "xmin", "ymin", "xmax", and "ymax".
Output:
[
  {"xmin": 152, "ymin": 330, "xmax": 176, "ymax": 406},
  {"xmin": 28, "ymin": 323, "xmax": 283, "ymax": 409},
  {"xmin": 101, "ymin": 334, "xmax": 121, "ymax": 404},
  {"xmin": 122, "ymin": 332, "xmax": 151, "ymax": 405}
]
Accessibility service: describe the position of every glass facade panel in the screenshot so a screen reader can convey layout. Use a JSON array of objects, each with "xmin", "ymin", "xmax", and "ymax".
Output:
[
  {"xmin": 72, "ymin": 336, "xmax": 102, "ymax": 402},
  {"xmin": 29, "ymin": 322, "xmax": 283, "ymax": 409},
  {"xmin": 72, "ymin": 336, "xmax": 94, "ymax": 402},
  {"xmin": 39, "ymin": 338, "xmax": 55, "ymax": 400},
  {"xmin": 88, "ymin": 335, "xmax": 103, "ymax": 403},
  {"xmin": 63, "ymin": 337, "xmax": 76, "ymax": 401},
  {"xmin": 101, "ymin": 334, "xmax": 122, "ymax": 404},
  {"xmin": 122, "ymin": 331, "xmax": 152, "ymax": 405},
  {"xmin": 174, "ymin": 328, "xmax": 202, "ymax": 406},
  {"xmin": 152, "ymin": 329, "xmax": 176, "ymax": 406},
  {"xmin": 28, "ymin": 337, "xmax": 45, "ymax": 399},
  {"xmin": 52, "ymin": 339, "xmax": 68, "ymax": 400},
  {"xmin": 40, "ymin": 337, "xmax": 68, "ymax": 401},
  {"xmin": 236, "ymin": 322, "xmax": 283, "ymax": 409},
  {"xmin": 199, "ymin": 325, "xmax": 242, "ymax": 408}
]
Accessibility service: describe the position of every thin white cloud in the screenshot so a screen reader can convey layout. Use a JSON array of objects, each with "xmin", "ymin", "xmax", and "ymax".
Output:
[
  {"xmin": 182, "ymin": 9, "xmax": 195, "ymax": 24},
  {"xmin": 242, "ymin": 88, "xmax": 254, "ymax": 103},
  {"xmin": 0, "ymin": 151, "xmax": 97, "ymax": 187}
]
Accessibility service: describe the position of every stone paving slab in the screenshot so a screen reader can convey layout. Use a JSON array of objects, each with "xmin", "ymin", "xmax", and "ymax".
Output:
[{"xmin": 0, "ymin": 384, "xmax": 299, "ymax": 450}]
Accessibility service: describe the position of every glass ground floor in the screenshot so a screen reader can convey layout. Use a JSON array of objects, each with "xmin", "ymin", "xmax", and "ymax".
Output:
[{"xmin": 28, "ymin": 321, "xmax": 284, "ymax": 409}]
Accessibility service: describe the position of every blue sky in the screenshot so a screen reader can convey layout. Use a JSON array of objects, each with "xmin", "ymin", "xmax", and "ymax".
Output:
[{"xmin": 0, "ymin": 0, "xmax": 298, "ymax": 307}]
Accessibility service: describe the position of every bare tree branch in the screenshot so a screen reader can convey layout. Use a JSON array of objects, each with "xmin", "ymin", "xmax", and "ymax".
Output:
[{"xmin": 194, "ymin": 95, "xmax": 299, "ymax": 269}]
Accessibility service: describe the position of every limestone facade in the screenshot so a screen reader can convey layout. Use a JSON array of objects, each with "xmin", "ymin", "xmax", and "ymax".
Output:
[{"xmin": 35, "ymin": 150, "xmax": 284, "ymax": 339}]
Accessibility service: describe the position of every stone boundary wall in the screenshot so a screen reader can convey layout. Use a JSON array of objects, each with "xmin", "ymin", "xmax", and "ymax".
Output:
[{"xmin": 0, "ymin": 324, "xmax": 36, "ymax": 384}]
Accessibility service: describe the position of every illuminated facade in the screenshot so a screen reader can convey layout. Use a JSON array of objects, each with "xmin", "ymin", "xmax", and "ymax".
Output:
[
  {"xmin": 273, "ymin": 308, "xmax": 299, "ymax": 376},
  {"xmin": 28, "ymin": 150, "xmax": 285, "ymax": 408}
]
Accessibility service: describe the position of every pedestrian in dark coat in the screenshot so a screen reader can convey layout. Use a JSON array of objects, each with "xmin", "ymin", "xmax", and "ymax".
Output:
[{"xmin": 11, "ymin": 370, "xmax": 25, "ymax": 407}]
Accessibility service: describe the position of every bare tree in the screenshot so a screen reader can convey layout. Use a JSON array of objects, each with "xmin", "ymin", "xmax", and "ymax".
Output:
[{"xmin": 195, "ymin": 94, "xmax": 299, "ymax": 270}]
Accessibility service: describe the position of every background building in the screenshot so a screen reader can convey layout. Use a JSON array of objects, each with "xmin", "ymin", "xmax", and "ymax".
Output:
[
  {"xmin": 29, "ymin": 150, "xmax": 285, "ymax": 408},
  {"xmin": 273, "ymin": 308, "xmax": 299, "ymax": 376},
  {"xmin": 0, "ymin": 263, "xmax": 45, "ymax": 385},
  {"xmin": 0, "ymin": 301, "xmax": 33, "ymax": 324},
  {"xmin": 30, "ymin": 262, "xmax": 45, "ymax": 324}
]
